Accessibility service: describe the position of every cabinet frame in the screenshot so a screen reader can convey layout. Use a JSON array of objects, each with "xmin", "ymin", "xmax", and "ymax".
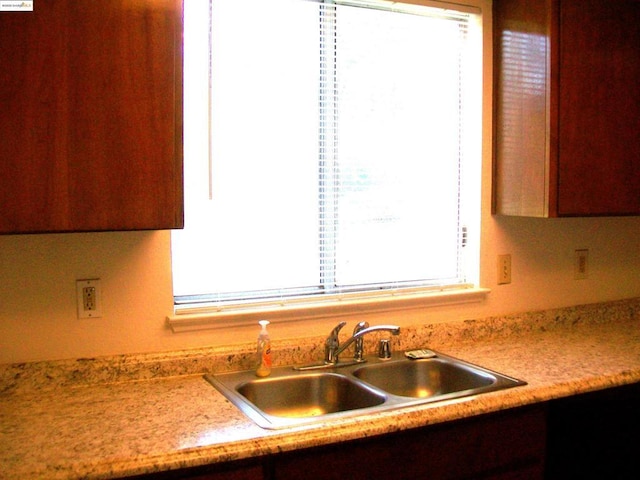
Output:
[{"xmin": 492, "ymin": 0, "xmax": 640, "ymax": 217}]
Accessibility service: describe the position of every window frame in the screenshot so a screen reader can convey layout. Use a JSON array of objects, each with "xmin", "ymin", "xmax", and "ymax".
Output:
[{"xmin": 169, "ymin": 0, "xmax": 488, "ymax": 331}]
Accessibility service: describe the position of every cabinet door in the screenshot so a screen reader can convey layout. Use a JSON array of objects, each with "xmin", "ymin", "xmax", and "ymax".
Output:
[
  {"xmin": 273, "ymin": 406, "xmax": 547, "ymax": 480},
  {"xmin": 493, "ymin": 0, "xmax": 640, "ymax": 217},
  {"xmin": 546, "ymin": 383, "xmax": 640, "ymax": 477},
  {"xmin": 113, "ymin": 460, "xmax": 264, "ymax": 480},
  {"xmin": 0, "ymin": 0, "xmax": 183, "ymax": 233},
  {"xmin": 493, "ymin": 0, "xmax": 557, "ymax": 217},
  {"xmin": 557, "ymin": 0, "xmax": 640, "ymax": 216}
]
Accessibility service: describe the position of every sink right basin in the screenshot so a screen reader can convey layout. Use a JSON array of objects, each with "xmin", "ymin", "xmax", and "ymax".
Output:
[{"xmin": 353, "ymin": 357, "xmax": 497, "ymax": 398}]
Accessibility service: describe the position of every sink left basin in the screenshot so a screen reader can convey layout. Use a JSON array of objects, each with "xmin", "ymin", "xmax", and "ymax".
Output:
[{"xmin": 206, "ymin": 368, "xmax": 386, "ymax": 429}]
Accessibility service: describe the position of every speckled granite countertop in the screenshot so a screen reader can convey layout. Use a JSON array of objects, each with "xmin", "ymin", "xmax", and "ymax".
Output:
[{"xmin": 2, "ymin": 298, "xmax": 640, "ymax": 479}]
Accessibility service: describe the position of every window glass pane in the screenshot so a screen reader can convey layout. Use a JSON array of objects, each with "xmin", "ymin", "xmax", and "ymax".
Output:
[
  {"xmin": 172, "ymin": 0, "xmax": 480, "ymax": 304},
  {"xmin": 334, "ymin": 5, "xmax": 466, "ymax": 286},
  {"xmin": 173, "ymin": 0, "xmax": 320, "ymax": 297}
]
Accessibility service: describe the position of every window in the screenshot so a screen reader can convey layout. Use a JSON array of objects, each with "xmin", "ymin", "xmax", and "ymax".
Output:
[{"xmin": 172, "ymin": 0, "xmax": 482, "ymax": 313}]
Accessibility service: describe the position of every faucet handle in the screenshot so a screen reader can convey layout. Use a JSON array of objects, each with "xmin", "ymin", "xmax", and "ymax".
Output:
[
  {"xmin": 378, "ymin": 338, "xmax": 392, "ymax": 360},
  {"xmin": 353, "ymin": 321, "xmax": 369, "ymax": 361},
  {"xmin": 324, "ymin": 321, "xmax": 346, "ymax": 364},
  {"xmin": 327, "ymin": 321, "xmax": 346, "ymax": 341}
]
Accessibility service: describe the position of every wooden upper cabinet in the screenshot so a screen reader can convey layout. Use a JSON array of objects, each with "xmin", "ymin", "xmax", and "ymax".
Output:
[
  {"xmin": 0, "ymin": 0, "xmax": 183, "ymax": 233},
  {"xmin": 493, "ymin": 0, "xmax": 640, "ymax": 217}
]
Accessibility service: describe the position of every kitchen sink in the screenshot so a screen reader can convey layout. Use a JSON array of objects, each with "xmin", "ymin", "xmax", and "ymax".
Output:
[{"xmin": 205, "ymin": 350, "xmax": 525, "ymax": 429}]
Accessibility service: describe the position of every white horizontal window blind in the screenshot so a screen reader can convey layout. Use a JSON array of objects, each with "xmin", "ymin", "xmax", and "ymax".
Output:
[{"xmin": 172, "ymin": 0, "xmax": 481, "ymax": 308}]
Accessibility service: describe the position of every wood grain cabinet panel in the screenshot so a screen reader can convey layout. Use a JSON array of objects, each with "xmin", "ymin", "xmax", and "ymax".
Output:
[
  {"xmin": 0, "ymin": 0, "xmax": 183, "ymax": 233},
  {"xmin": 546, "ymin": 383, "xmax": 640, "ymax": 478},
  {"xmin": 117, "ymin": 459, "xmax": 264, "ymax": 480},
  {"xmin": 493, "ymin": 0, "xmax": 640, "ymax": 217},
  {"xmin": 114, "ymin": 406, "xmax": 546, "ymax": 480},
  {"xmin": 271, "ymin": 405, "xmax": 547, "ymax": 480}
]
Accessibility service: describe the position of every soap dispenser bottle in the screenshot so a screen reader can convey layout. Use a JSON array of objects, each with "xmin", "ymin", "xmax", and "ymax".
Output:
[{"xmin": 256, "ymin": 320, "xmax": 272, "ymax": 377}]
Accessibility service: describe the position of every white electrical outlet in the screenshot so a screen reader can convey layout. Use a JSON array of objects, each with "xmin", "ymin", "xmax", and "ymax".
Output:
[{"xmin": 76, "ymin": 279, "xmax": 103, "ymax": 318}]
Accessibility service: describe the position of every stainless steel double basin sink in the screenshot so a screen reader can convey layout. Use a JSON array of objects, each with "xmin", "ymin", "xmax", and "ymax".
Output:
[{"xmin": 205, "ymin": 351, "xmax": 526, "ymax": 429}]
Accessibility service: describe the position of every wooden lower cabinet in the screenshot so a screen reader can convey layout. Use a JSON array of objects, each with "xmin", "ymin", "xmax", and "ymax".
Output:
[
  {"xmin": 545, "ymin": 383, "xmax": 640, "ymax": 478},
  {"xmin": 182, "ymin": 467, "xmax": 263, "ymax": 480},
  {"xmin": 181, "ymin": 466, "xmax": 263, "ymax": 480},
  {"xmin": 268, "ymin": 405, "xmax": 547, "ymax": 480},
  {"xmin": 121, "ymin": 459, "xmax": 264, "ymax": 480},
  {"xmin": 123, "ymin": 405, "xmax": 546, "ymax": 480}
]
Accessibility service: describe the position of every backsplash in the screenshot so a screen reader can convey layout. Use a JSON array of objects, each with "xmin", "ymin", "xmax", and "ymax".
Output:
[{"xmin": 2, "ymin": 297, "xmax": 638, "ymax": 395}]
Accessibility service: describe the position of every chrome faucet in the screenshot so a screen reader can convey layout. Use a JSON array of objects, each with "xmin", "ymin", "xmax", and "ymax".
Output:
[
  {"xmin": 325, "ymin": 322, "xmax": 401, "ymax": 365},
  {"xmin": 294, "ymin": 321, "xmax": 401, "ymax": 371}
]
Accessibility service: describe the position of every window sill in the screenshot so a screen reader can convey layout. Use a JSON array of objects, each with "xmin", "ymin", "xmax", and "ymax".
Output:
[{"xmin": 166, "ymin": 285, "xmax": 490, "ymax": 333}]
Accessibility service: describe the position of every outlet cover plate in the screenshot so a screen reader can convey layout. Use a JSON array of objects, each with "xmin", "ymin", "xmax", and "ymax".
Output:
[
  {"xmin": 497, "ymin": 254, "xmax": 512, "ymax": 285},
  {"xmin": 76, "ymin": 279, "xmax": 103, "ymax": 319}
]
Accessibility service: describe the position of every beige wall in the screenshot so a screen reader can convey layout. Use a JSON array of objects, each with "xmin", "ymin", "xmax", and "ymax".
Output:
[
  {"xmin": 2, "ymin": 0, "xmax": 639, "ymax": 364},
  {"xmin": 2, "ymin": 214, "xmax": 639, "ymax": 364}
]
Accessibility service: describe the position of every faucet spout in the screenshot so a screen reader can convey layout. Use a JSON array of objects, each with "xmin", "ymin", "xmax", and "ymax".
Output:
[{"xmin": 333, "ymin": 324, "xmax": 401, "ymax": 362}]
